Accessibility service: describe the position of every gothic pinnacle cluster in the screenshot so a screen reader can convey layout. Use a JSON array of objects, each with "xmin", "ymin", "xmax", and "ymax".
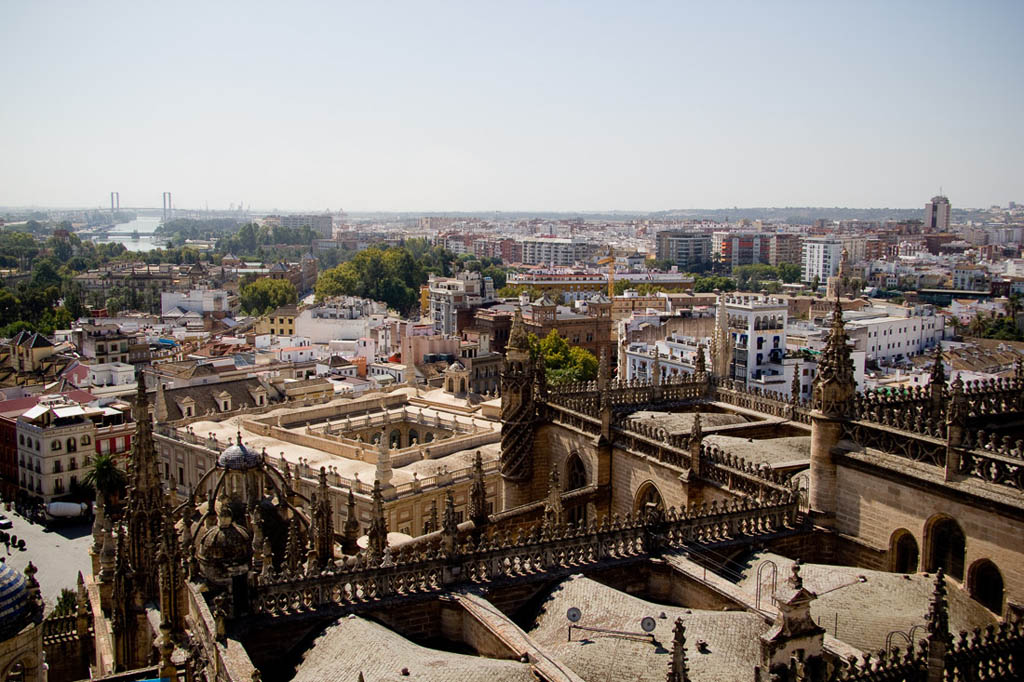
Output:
[{"xmin": 812, "ymin": 297, "xmax": 856, "ymax": 417}]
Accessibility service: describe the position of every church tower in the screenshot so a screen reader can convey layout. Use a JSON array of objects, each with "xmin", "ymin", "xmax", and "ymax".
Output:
[
  {"xmin": 500, "ymin": 309, "xmax": 537, "ymax": 507},
  {"xmin": 808, "ymin": 298, "xmax": 856, "ymax": 522}
]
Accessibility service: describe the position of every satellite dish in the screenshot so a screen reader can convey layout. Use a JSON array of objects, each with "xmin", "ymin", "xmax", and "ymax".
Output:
[
  {"xmin": 640, "ymin": 617, "xmax": 656, "ymax": 633},
  {"xmin": 566, "ymin": 607, "xmax": 582, "ymax": 623}
]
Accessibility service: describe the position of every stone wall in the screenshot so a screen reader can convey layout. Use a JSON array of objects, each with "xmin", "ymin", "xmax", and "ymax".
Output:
[{"xmin": 834, "ymin": 458, "xmax": 1024, "ymax": 613}]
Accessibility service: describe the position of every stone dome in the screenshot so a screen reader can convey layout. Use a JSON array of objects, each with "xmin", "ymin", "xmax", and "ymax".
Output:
[
  {"xmin": 196, "ymin": 505, "xmax": 252, "ymax": 583},
  {"xmin": 447, "ymin": 360, "xmax": 466, "ymax": 372},
  {"xmin": 218, "ymin": 440, "xmax": 262, "ymax": 470},
  {"xmin": 0, "ymin": 562, "xmax": 30, "ymax": 638}
]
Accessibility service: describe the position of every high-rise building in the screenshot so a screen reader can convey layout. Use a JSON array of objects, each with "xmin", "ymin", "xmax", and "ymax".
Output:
[
  {"xmin": 924, "ymin": 195, "xmax": 951, "ymax": 231},
  {"xmin": 655, "ymin": 231, "xmax": 712, "ymax": 270},
  {"xmin": 801, "ymin": 237, "xmax": 843, "ymax": 284},
  {"xmin": 277, "ymin": 213, "xmax": 334, "ymax": 238}
]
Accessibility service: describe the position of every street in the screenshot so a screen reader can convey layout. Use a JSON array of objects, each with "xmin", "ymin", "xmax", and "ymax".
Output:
[{"xmin": 1, "ymin": 509, "xmax": 94, "ymax": 614}]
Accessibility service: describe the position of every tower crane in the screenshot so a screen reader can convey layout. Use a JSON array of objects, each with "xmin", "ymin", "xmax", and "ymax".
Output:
[{"xmin": 597, "ymin": 249, "xmax": 616, "ymax": 297}]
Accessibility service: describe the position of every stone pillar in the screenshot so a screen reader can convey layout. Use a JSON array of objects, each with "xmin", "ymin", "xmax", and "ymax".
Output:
[{"xmin": 808, "ymin": 416, "xmax": 842, "ymax": 521}]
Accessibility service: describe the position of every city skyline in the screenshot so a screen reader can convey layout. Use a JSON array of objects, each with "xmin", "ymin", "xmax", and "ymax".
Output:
[{"xmin": 2, "ymin": 1, "xmax": 1022, "ymax": 211}]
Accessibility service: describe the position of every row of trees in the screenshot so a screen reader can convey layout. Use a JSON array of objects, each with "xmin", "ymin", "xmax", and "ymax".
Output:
[
  {"xmin": 215, "ymin": 222, "xmax": 319, "ymax": 256},
  {"xmin": 315, "ymin": 240, "xmax": 489, "ymax": 314}
]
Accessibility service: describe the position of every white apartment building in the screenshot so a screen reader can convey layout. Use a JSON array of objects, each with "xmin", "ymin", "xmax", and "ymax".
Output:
[
  {"xmin": 952, "ymin": 265, "xmax": 990, "ymax": 292},
  {"xmin": 17, "ymin": 397, "xmax": 101, "ymax": 503},
  {"xmin": 294, "ymin": 298, "xmax": 387, "ymax": 344},
  {"xmin": 427, "ymin": 271, "xmax": 495, "ymax": 336},
  {"xmin": 517, "ymin": 237, "xmax": 591, "ymax": 266},
  {"xmin": 276, "ymin": 213, "xmax": 334, "ymax": 238},
  {"xmin": 801, "ymin": 238, "xmax": 843, "ymax": 283},
  {"xmin": 160, "ymin": 289, "xmax": 230, "ymax": 316}
]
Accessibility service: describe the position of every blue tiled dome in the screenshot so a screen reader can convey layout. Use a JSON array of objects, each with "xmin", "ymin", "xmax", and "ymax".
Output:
[
  {"xmin": 218, "ymin": 441, "xmax": 262, "ymax": 470},
  {"xmin": 0, "ymin": 562, "xmax": 29, "ymax": 638}
]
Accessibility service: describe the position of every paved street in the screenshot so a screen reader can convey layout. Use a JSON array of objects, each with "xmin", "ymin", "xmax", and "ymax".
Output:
[{"xmin": 1, "ymin": 508, "xmax": 93, "ymax": 614}]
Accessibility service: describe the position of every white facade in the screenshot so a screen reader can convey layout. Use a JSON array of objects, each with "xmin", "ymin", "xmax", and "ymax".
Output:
[
  {"xmin": 517, "ymin": 237, "xmax": 590, "ymax": 266},
  {"xmin": 801, "ymin": 238, "xmax": 843, "ymax": 283},
  {"xmin": 844, "ymin": 306, "xmax": 946, "ymax": 364},
  {"xmin": 427, "ymin": 271, "xmax": 495, "ymax": 335},
  {"xmin": 161, "ymin": 289, "xmax": 229, "ymax": 315},
  {"xmin": 85, "ymin": 362, "xmax": 136, "ymax": 388},
  {"xmin": 17, "ymin": 399, "xmax": 100, "ymax": 503}
]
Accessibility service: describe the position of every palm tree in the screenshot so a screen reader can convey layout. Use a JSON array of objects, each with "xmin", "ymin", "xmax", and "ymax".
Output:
[
  {"xmin": 968, "ymin": 312, "xmax": 988, "ymax": 338},
  {"xmin": 83, "ymin": 453, "xmax": 127, "ymax": 505}
]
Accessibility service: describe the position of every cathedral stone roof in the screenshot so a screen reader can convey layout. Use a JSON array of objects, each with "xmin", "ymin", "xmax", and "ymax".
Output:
[
  {"xmin": 0, "ymin": 563, "xmax": 29, "ymax": 639},
  {"xmin": 528, "ymin": 576, "xmax": 769, "ymax": 682},
  {"xmin": 737, "ymin": 552, "xmax": 997, "ymax": 653},
  {"xmin": 294, "ymin": 616, "xmax": 535, "ymax": 682}
]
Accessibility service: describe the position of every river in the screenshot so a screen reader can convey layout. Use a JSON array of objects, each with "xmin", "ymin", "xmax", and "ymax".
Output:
[{"xmin": 95, "ymin": 215, "xmax": 166, "ymax": 252}]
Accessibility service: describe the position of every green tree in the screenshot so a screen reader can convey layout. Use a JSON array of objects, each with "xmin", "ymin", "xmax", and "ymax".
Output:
[
  {"xmin": 777, "ymin": 263, "xmax": 802, "ymax": 284},
  {"xmin": 527, "ymin": 330, "xmax": 599, "ymax": 384},
  {"xmin": 52, "ymin": 588, "xmax": 77, "ymax": 616},
  {"xmin": 240, "ymin": 278, "xmax": 298, "ymax": 315}
]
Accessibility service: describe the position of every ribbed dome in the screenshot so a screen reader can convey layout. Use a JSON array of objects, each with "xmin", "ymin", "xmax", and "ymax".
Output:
[
  {"xmin": 0, "ymin": 563, "xmax": 30, "ymax": 638},
  {"xmin": 196, "ymin": 521, "xmax": 252, "ymax": 577},
  {"xmin": 218, "ymin": 441, "xmax": 261, "ymax": 470}
]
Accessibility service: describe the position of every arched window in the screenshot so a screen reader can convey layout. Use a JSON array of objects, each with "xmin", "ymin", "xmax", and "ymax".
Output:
[
  {"xmin": 633, "ymin": 481, "xmax": 664, "ymax": 515},
  {"xmin": 67, "ymin": 437, "xmax": 77, "ymax": 452},
  {"xmin": 968, "ymin": 560, "xmax": 1003, "ymax": 615},
  {"xmin": 389, "ymin": 429, "xmax": 401, "ymax": 449},
  {"xmin": 424, "ymin": 432, "xmax": 434, "ymax": 443},
  {"xmin": 408, "ymin": 429, "xmax": 419, "ymax": 444},
  {"xmin": 459, "ymin": 378, "xmax": 466, "ymax": 394},
  {"xmin": 566, "ymin": 453, "xmax": 587, "ymax": 491},
  {"xmin": 926, "ymin": 516, "xmax": 966, "ymax": 581},
  {"xmin": 889, "ymin": 529, "xmax": 919, "ymax": 573}
]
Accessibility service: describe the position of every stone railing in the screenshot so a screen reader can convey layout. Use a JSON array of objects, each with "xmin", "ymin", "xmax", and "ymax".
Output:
[
  {"xmin": 840, "ymin": 420, "xmax": 948, "ymax": 468},
  {"xmin": 959, "ymin": 448, "xmax": 1024, "ymax": 492},
  {"xmin": 944, "ymin": 622, "xmax": 1024, "ymax": 681},
  {"xmin": 41, "ymin": 613, "xmax": 80, "ymax": 643},
  {"xmin": 249, "ymin": 494, "xmax": 800, "ymax": 617},
  {"xmin": 699, "ymin": 443, "xmax": 796, "ymax": 497}
]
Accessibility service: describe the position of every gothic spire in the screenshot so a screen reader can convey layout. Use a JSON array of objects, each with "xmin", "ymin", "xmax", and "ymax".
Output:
[
  {"xmin": 929, "ymin": 342, "xmax": 946, "ymax": 387},
  {"xmin": 122, "ymin": 365, "xmax": 168, "ymax": 602},
  {"xmin": 812, "ymin": 297, "xmax": 856, "ymax": 417},
  {"xmin": 367, "ymin": 479, "xmax": 388, "ymax": 562},
  {"xmin": 694, "ymin": 343, "xmax": 707, "ymax": 376},
  {"xmin": 313, "ymin": 467, "xmax": 335, "ymax": 568},
  {"xmin": 791, "ymin": 363, "xmax": 802, "ymax": 404},
  {"xmin": 690, "ymin": 411, "xmax": 702, "ymax": 446},
  {"xmin": 507, "ymin": 308, "xmax": 530, "ymax": 352},
  {"xmin": 342, "ymin": 487, "xmax": 360, "ymax": 556},
  {"xmin": 469, "ymin": 450, "xmax": 488, "ymax": 528}
]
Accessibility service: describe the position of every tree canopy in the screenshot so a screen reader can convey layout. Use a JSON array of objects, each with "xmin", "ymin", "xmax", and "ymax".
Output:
[
  {"xmin": 315, "ymin": 244, "xmax": 453, "ymax": 313},
  {"xmin": 240, "ymin": 278, "xmax": 298, "ymax": 315},
  {"xmin": 527, "ymin": 329, "xmax": 599, "ymax": 384}
]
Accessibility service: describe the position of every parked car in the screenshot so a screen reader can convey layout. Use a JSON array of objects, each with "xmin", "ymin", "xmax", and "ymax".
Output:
[{"xmin": 0, "ymin": 518, "xmax": 12, "ymax": 529}]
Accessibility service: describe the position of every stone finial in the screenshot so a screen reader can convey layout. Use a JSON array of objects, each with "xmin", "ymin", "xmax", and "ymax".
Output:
[
  {"xmin": 469, "ymin": 450, "xmax": 488, "ymax": 527},
  {"xmin": 690, "ymin": 411, "xmax": 702, "ymax": 446},
  {"xmin": 791, "ymin": 364, "xmax": 801, "ymax": 404},
  {"xmin": 367, "ymin": 479, "xmax": 388, "ymax": 561},
  {"xmin": 929, "ymin": 342, "xmax": 946, "ymax": 387},
  {"xmin": 926, "ymin": 568, "xmax": 950, "ymax": 642},
  {"xmin": 695, "ymin": 343, "xmax": 707, "ymax": 376},
  {"xmin": 543, "ymin": 469, "xmax": 563, "ymax": 529},
  {"xmin": 788, "ymin": 558, "xmax": 804, "ymax": 591},
  {"xmin": 666, "ymin": 618, "xmax": 691, "ymax": 682}
]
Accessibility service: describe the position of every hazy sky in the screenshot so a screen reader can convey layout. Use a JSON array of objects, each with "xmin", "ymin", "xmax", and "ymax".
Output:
[{"xmin": 2, "ymin": 1, "xmax": 1022, "ymax": 212}]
